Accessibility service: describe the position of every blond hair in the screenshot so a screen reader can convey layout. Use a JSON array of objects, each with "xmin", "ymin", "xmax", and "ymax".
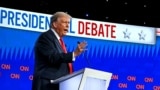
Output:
[{"xmin": 50, "ymin": 12, "xmax": 71, "ymax": 28}]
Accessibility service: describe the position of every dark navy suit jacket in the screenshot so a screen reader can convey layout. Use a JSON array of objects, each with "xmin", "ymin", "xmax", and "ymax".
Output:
[{"xmin": 32, "ymin": 29, "xmax": 73, "ymax": 90}]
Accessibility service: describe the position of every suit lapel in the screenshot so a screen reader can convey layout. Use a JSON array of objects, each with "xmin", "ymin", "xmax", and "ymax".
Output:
[{"xmin": 47, "ymin": 29, "xmax": 64, "ymax": 53}]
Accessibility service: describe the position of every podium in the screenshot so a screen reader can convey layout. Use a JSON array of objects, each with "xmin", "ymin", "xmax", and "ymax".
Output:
[{"xmin": 51, "ymin": 68, "xmax": 112, "ymax": 90}]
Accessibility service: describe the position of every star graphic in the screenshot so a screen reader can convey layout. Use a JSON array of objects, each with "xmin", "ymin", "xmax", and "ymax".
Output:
[
  {"xmin": 123, "ymin": 28, "xmax": 131, "ymax": 39},
  {"xmin": 138, "ymin": 30, "xmax": 146, "ymax": 40}
]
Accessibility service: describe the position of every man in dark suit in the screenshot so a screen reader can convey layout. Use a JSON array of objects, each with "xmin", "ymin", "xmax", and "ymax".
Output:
[{"xmin": 31, "ymin": 11, "xmax": 87, "ymax": 90}]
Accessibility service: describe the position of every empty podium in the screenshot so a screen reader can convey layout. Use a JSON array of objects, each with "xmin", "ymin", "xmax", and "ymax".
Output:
[{"xmin": 51, "ymin": 68, "xmax": 112, "ymax": 90}]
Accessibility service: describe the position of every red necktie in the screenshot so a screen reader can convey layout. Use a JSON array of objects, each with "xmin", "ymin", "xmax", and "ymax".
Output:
[{"xmin": 59, "ymin": 38, "xmax": 73, "ymax": 74}]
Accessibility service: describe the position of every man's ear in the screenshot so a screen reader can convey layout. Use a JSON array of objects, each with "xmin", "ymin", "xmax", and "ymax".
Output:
[{"xmin": 53, "ymin": 22, "xmax": 57, "ymax": 28}]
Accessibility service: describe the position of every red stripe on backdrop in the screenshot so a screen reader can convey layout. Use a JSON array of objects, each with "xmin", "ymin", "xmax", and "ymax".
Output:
[{"xmin": 156, "ymin": 28, "xmax": 160, "ymax": 35}]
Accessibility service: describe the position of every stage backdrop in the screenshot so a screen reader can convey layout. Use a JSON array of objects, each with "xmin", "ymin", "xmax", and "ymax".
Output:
[{"xmin": 0, "ymin": 7, "xmax": 160, "ymax": 90}]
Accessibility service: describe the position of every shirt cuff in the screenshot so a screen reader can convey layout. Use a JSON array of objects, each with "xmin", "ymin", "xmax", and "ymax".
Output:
[{"xmin": 72, "ymin": 52, "xmax": 76, "ymax": 61}]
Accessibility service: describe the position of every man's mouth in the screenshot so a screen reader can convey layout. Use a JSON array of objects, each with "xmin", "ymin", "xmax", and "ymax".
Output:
[{"xmin": 64, "ymin": 29, "xmax": 68, "ymax": 32}]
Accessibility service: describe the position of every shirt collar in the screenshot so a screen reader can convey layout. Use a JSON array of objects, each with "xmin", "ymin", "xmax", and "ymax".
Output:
[{"xmin": 51, "ymin": 28, "xmax": 60, "ymax": 40}]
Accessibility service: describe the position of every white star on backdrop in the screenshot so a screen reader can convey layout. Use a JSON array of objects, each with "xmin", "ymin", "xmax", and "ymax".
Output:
[
  {"xmin": 123, "ymin": 28, "xmax": 131, "ymax": 39},
  {"xmin": 138, "ymin": 30, "xmax": 146, "ymax": 40}
]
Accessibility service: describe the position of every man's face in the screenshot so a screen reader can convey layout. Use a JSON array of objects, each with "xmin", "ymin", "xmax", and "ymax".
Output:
[{"xmin": 53, "ymin": 17, "xmax": 70, "ymax": 37}]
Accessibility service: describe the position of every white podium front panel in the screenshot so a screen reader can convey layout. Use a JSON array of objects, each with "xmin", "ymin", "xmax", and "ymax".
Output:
[
  {"xmin": 79, "ymin": 68, "xmax": 112, "ymax": 90},
  {"xmin": 83, "ymin": 77, "xmax": 107, "ymax": 90},
  {"xmin": 60, "ymin": 74, "xmax": 83, "ymax": 90}
]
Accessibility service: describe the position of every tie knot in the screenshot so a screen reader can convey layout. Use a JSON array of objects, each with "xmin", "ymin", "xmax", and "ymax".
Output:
[{"xmin": 60, "ymin": 37, "xmax": 63, "ymax": 40}]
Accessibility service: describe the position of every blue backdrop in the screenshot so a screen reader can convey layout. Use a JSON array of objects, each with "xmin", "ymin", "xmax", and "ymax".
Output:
[{"xmin": 0, "ymin": 25, "xmax": 160, "ymax": 90}]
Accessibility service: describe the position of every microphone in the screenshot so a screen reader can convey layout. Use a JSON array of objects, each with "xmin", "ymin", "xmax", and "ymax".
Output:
[
  {"xmin": 77, "ymin": 41, "xmax": 90, "ymax": 67},
  {"xmin": 77, "ymin": 41, "xmax": 80, "ymax": 44}
]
